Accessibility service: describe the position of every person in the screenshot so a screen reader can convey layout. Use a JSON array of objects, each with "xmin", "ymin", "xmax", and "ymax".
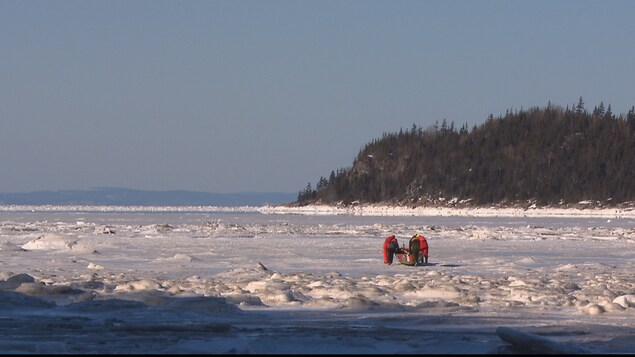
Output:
[
  {"xmin": 383, "ymin": 234, "xmax": 402, "ymax": 265},
  {"xmin": 409, "ymin": 233, "xmax": 429, "ymax": 265}
]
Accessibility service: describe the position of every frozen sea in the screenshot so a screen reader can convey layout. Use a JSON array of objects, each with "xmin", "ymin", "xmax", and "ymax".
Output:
[{"xmin": 1, "ymin": 205, "xmax": 634, "ymax": 354}]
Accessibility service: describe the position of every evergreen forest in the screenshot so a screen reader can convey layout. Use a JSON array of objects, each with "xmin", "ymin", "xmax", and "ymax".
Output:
[{"xmin": 297, "ymin": 99, "xmax": 635, "ymax": 208}]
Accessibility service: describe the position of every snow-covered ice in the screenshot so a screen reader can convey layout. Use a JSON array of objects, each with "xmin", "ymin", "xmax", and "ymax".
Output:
[{"xmin": 0, "ymin": 204, "xmax": 634, "ymax": 354}]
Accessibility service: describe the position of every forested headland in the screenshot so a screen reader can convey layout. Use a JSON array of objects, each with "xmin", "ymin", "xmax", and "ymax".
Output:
[{"xmin": 296, "ymin": 99, "xmax": 635, "ymax": 208}]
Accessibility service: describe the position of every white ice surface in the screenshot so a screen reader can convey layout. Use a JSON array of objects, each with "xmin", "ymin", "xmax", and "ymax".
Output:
[{"xmin": 0, "ymin": 205, "xmax": 634, "ymax": 354}]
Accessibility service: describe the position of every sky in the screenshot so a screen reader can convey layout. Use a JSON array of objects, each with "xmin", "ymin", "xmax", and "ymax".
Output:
[
  {"xmin": 0, "ymin": 206, "xmax": 634, "ymax": 353},
  {"xmin": 1, "ymin": 0, "xmax": 634, "ymax": 194}
]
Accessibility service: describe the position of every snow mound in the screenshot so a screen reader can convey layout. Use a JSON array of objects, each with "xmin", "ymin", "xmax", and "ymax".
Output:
[
  {"xmin": 115, "ymin": 280, "xmax": 162, "ymax": 292},
  {"xmin": 613, "ymin": 295, "xmax": 635, "ymax": 308},
  {"xmin": 21, "ymin": 234, "xmax": 96, "ymax": 253},
  {"xmin": 21, "ymin": 234, "xmax": 73, "ymax": 251},
  {"xmin": 86, "ymin": 262, "xmax": 104, "ymax": 270},
  {"xmin": 157, "ymin": 254, "xmax": 200, "ymax": 263},
  {"xmin": 555, "ymin": 264, "xmax": 578, "ymax": 271}
]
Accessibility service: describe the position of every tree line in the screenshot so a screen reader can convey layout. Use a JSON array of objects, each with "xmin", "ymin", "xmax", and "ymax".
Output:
[{"xmin": 297, "ymin": 99, "xmax": 635, "ymax": 207}]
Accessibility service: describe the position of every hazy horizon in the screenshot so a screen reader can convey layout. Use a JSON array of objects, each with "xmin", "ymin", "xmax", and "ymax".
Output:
[{"xmin": 0, "ymin": 187, "xmax": 297, "ymax": 206}]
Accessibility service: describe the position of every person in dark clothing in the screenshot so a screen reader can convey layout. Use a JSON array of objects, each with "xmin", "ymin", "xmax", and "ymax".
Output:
[
  {"xmin": 383, "ymin": 234, "xmax": 402, "ymax": 265},
  {"xmin": 409, "ymin": 234, "xmax": 429, "ymax": 265}
]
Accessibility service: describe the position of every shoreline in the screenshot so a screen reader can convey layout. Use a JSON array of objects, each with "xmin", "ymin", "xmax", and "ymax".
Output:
[
  {"xmin": 259, "ymin": 205, "xmax": 635, "ymax": 218},
  {"xmin": 0, "ymin": 204, "xmax": 634, "ymax": 218},
  {"xmin": 259, "ymin": 203, "xmax": 635, "ymax": 218}
]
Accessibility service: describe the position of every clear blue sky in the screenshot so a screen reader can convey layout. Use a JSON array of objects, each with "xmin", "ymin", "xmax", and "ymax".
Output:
[{"xmin": 2, "ymin": 0, "xmax": 634, "ymax": 194}]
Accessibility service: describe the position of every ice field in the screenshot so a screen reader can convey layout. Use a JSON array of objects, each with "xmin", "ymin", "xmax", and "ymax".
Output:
[{"xmin": 0, "ymin": 205, "xmax": 634, "ymax": 354}]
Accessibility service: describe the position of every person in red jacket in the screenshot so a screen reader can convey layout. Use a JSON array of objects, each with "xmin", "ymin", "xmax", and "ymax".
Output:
[
  {"xmin": 409, "ymin": 233, "xmax": 429, "ymax": 265},
  {"xmin": 383, "ymin": 234, "xmax": 402, "ymax": 265}
]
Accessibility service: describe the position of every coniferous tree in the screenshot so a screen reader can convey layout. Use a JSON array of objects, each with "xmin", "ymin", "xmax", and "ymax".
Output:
[
  {"xmin": 628, "ymin": 106, "xmax": 635, "ymax": 130},
  {"xmin": 575, "ymin": 97, "xmax": 585, "ymax": 114}
]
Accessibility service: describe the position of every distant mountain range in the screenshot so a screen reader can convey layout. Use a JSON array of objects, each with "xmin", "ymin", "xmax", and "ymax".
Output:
[{"xmin": 0, "ymin": 187, "xmax": 296, "ymax": 207}]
